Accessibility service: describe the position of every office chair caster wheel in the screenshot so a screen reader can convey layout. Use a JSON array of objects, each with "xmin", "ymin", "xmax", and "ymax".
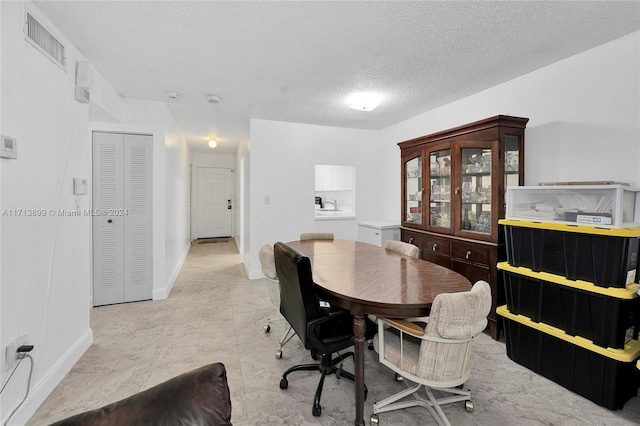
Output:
[
  {"xmin": 279, "ymin": 378, "xmax": 288, "ymax": 389},
  {"xmin": 275, "ymin": 350, "xmax": 282, "ymax": 359},
  {"xmin": 264, "ymin": 325, "xmax": 271, "ymax": 333},
  {"xmin": 370, "ymin": 414, "xmax": 379, "ymax": 425},
  {"xmin": 395, "ymin": 373, "xmax": 404, "ymax": 382},
  {"xmin": 311, "ymin": 353, "xmax": 319, "ymax": 361},
  {"xmin": 312, "ymin": 404, "xmax": 321, "ymax": 417},
  {"xmin": 465, "ymin": 400, "xmax": 474, "ymax": 412}
]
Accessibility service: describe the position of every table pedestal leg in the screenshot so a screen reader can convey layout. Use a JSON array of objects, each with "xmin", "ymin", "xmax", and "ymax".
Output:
[{"xmin": 353, "ymin": 314, "xmax": 366, "ymax": 426}]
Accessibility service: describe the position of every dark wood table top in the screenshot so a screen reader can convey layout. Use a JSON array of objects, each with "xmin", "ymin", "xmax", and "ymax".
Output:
[{"xmin": 286, "ymin": 239, "xmax": 472, "ymax": 318}]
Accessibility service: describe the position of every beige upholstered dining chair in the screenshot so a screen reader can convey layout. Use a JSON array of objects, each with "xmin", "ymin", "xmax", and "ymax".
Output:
[
  {"xmin": 371, "ymin": 280, "xmax": 492, "ymax": 426},
  {"xmin": 367, "ymin": 239, "xmax": 421, "ymax": 347},
  {"xmin": 299, "ymin": 233, "xmax": 334, "ymax": 241},
  {"xmin": 384, "ymin": 240, "xmax": 420, "ymax": 258},
  {"xmin": 258, "ymin": 244, "xmax": 296, "ymax": 359}
]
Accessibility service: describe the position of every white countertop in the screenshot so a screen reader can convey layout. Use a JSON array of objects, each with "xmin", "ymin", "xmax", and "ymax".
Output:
[{"xmin": 358, "ymin": 221, "xmax": 401, "ymax": 229}]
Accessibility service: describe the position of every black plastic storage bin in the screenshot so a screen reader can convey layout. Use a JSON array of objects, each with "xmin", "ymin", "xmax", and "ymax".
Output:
[
  {"xmin": 501, "ymin": 219, "xmax": 640, "ymax": 288},
  {"xmin": 498, "ymin": 305, "xmax": 640, "ymax": 410},
  {"xmin": 499, "ymin": 262, "xmax": 640, "ymax": 349}
]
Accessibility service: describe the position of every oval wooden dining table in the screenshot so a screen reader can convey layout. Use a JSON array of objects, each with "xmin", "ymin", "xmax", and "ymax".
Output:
[{"xmin": 286, "ymin": 239, "xmax": 472, "ymax": 426}]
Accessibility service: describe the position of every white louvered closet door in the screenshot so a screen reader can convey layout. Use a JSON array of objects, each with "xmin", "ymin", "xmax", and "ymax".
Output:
[{"xmin": 93, "ymin": 132, "xmax": 152, "ymax": 306}]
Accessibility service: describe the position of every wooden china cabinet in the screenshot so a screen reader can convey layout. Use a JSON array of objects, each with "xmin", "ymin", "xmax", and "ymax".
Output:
[{"xmin": 399, "ymin": 115, "xmax": 528, "ymax": 340}]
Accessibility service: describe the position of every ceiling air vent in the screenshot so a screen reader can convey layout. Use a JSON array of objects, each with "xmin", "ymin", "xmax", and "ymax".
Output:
[{"xmin": 24, "ymin": 10, "xmax": 66, "ymax": 71}]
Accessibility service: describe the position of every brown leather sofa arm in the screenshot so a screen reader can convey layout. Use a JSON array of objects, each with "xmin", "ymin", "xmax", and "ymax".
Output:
[{"xmin": 48, "ymin": 362, "xmax": 232, "ymax": 425}]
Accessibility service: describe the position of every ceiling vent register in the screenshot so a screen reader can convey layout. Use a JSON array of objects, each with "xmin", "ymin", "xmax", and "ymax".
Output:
[{"xmin": 24, "ymin": 10, "xmax": 66, "ymax": 71}]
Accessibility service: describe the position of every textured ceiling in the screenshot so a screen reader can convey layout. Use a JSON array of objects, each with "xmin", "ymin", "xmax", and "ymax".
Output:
[{"xmin": 34, "ymin": 1, "xmax": 640, "ymax": 154}]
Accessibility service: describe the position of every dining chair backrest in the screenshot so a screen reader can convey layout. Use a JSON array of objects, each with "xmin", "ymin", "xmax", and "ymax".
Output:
[{"xmin": 384, "ymin": 240, "xmax": 420, "ymax": 259}]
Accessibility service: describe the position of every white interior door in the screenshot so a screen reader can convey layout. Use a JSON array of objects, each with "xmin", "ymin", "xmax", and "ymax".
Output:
[
  {"xmin": 196, "ymin": 167, "xmax": 232, "ymax": 238},
  {"xmin": 93, "ymin": 132, "xmax": 125, "ymax": 305},
  {"xmin": 123, "ymin": 135, "xmax": 153, "ymax": 302},
  {"xmin": 93, "ymin": 132, "xmax": 152, "ymax": 306}
]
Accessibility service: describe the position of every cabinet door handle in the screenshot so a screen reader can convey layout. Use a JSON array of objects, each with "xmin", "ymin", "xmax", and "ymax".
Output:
[
  {"xmin": 408, "ymin": 237, "xmax": 414, "ymax": 244},
  {"xmin": 432, "ymin": 243, "xmax": 437, "ymax": 251},
  {"xmin": 455, "ymin": 187, "xmax": 460, "ymax": 194},
  {"xmin": 466, "ymin": 250, "xmax": 472, "ymax": 260}
]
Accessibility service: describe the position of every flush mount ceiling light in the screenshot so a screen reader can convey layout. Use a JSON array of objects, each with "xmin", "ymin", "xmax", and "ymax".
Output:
[
  {"xmin": 208, "ymin": 139, "xmax": 217, "ymax": 148},
  {"xmin": 206, "ymin": 94, "xmax": 221, "ymax": 103},
  {"xmin": 348, "ymin": 92, "xmax": 381, "ymax": 111}
]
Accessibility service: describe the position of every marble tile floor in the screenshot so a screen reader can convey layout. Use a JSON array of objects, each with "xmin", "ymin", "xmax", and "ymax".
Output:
[{"xmin": 28, "ymin": 240, "xmax": 640, "ymax": 425}]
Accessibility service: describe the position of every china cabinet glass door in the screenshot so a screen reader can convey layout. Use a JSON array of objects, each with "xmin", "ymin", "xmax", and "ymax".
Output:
[
  {"xmin": 460, "ymin": 146, "xmax": 493, "ymax": 236},
  {"xmin": 404, "ymin": 155, "xmax": 422, "ymax": 225},
  {"xmin": 428, "ymin": 148, "xmax": 451, "ymax": 231}
]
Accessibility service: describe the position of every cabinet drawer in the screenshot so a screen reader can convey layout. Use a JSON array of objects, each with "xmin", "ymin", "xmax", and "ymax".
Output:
[
  {"xmin": 423, "ymin": 235, "xmax": 451, "ymax": 256},
  {"xmin": 452, "ymin": 243, "xmax": 490, "ymax": 265},
  {"xmin": 402, "ymin": 231, "xmax": 422, "ymax": 247},
  {"xmin": 423, "ymin": 251, "xmax": 451, "ymax": 268},
  {"xmin": 451, "ymin": 259, "xmax": 491, "ymax": 284}
]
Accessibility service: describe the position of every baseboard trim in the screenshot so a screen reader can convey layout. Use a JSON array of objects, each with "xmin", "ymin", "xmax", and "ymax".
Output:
[
  {"xmin": 246, "ymin": 262, "xmax": 264, "ymax": 280},
  {"xmin": 154, "ymin": 242, "xmax": 191, "ymax": 300},
  {"xmin": 9, "ymin": 328, "xmax": 93, "ymax": 425}
]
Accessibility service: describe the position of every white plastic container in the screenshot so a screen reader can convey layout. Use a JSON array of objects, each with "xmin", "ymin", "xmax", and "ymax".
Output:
[{"xmin": 506, "ymin": 185, "xmax": 640, "ymax": 228}]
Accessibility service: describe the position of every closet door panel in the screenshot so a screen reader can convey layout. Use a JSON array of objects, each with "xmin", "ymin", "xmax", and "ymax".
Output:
[
  {"xmin": 93, "ymin": 132, "xmax": 125, "ymax": 306},
  {"xmin": 123, "ymin": 134, "xmax": 153, "ymax": 303}
]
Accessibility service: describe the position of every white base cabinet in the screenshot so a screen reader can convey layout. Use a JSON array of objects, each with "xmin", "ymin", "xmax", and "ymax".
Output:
[{"xmin": 358, "ymin": 221, "xmax": 400, "ymax": 247}]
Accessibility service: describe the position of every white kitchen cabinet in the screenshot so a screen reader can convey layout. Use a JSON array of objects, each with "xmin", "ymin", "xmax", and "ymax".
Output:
[
  {"xmin": 315, "ymin": 165, "xmax": 333, "ymax": 191},
  {"xmin": 315, "ymin": 165, "xmax": 354, "ymax": 191},
  {"xmin": 358, "ymin": 221, "xmax": 400, "ymax": 247}
]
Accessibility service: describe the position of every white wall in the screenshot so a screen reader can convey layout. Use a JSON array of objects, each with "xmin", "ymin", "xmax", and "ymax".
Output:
[
  {"xmin": 1, "ymin": 3, "xmax": 93, "ymax": 423},
  {"xmin": 236, "ymin": 139, "xmax": 251, "ymax": 258},
  {"xmin": 0, "ymin": 3, "xmax": 192, "ymax": 423},
  {"xmin": 377, "ymin": 31, "xmax": 640, "ymax": 220},
  {"xmin": 163, "ymin": 108, "xmax": 191, "ymax": 296},
  {"xmin": 246, "ymin": 119, "xmax": 381, "ymax": 278}
]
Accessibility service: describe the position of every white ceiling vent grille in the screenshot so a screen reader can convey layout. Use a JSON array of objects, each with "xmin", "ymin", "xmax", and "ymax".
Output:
[{"xmin": 24, "ymin": 10, "xmax": 66, "ymax": 71}]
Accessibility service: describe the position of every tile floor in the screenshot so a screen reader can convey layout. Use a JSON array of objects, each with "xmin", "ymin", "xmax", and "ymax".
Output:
[{"xmin": 28, "ymin": 240, "xmax": 640, "ymax": 425}]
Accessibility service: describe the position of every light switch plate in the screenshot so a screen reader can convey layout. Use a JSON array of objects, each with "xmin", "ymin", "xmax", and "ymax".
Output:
[
  {"xmin": 73, "ymin": 178, "xmax": 88, "ymax": 195},
  {"xmin": 0, "ymin": 135, "xmax": 17, "ymax": 159}
]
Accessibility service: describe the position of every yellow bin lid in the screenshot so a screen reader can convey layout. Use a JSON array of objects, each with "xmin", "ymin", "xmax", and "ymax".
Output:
[
  {"xmin": 497, "ymin": 262, "xmax": 640, "ymax": 299},
  {"xmin": 497, "ymin": 305, "xmax": 640, "ymax": 362},
  {"xmin": 499, "ymin": 218, "xmax": 640, "ymax": 237}
]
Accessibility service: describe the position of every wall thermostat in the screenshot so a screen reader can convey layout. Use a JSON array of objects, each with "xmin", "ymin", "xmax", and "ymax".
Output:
[
  {"xmin": 73, "ymin": 178, "xmax": 88, "ymax": 195},
  {"xmin": 0, "ymin": 135, "xmax": 17, "ymax": 159}
]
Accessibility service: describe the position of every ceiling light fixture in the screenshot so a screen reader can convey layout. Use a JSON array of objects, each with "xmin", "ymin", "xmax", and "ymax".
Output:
[
  {"xmin": 206, "ymin": 94, "xmax": 221, "ymax": 103},
  {"xmin": 208, "ymin": 139, "xmax": 217, "ymax": 148},
  {"xmin": 348, "ymin": 92, "xmax": 381, "ymax": 112}
]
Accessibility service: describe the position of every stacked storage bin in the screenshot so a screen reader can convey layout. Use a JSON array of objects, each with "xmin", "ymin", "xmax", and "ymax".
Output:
[{"xmin": 497, "ymin": 218, "xmax": 640, "ymax": 410}]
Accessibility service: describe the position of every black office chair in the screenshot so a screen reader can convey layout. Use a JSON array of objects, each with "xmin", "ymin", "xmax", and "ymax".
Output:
[{"xmin": 273, "ymin": 241, "xmax": 375, "ymax": 417}]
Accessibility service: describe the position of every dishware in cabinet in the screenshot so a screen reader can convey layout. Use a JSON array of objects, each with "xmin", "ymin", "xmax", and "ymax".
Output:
[
  {"xmin": 399, "ymin": 115, "xmax": 528, "ymax": 340},
  {"xmin": 402, "ymin": 148, "xmax": 424, "ymax": 227}
]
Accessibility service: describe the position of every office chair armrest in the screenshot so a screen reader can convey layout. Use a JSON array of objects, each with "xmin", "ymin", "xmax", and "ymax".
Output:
[
  {"xmin": 308, "ymin": 309, "xmax": 352, "ymax": 329},
  {"xmin": 307, "ymin": 310, "xmax": 354, "ymax": 349}
]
